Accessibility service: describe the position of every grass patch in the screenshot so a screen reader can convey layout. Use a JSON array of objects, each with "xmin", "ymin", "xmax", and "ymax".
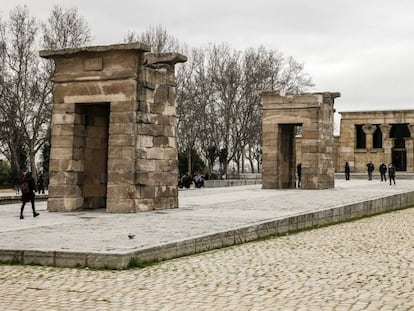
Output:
[{"xmin": 127, "ymin": 257, "xmax": 159, "ymax": 269}]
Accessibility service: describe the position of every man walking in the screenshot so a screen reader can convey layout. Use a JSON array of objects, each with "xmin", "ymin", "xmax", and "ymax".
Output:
[
  {"xmin": 366, "ymin": 162, "xmax": 374, "ymax": 181},
  {"xmin": 379, "ymin": 163, "xmax": 387, "ymax": 182},
  {"xmin": 296, "ymin": 163, "xmax": 302, "ymax": 188},
  {"xmin": 388, "ymin": 163, "xmax": 396, "ymax": 185}
]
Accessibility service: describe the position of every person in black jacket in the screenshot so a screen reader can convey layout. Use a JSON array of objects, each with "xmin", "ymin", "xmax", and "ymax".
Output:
[
  {"xmin": 366, "ymin": 162, "xmax": 374, "ymax": 180},
  {"xmin": 388, "ymin": 163, "xmax": 396, "ymax": 185},
  {"xmin": 20, "ymin": 172, "xmax": 39, "ymax": 219},
  {"xmin": 296, "ymin": 163, "xmax": 302, "ymax": 188},
  {"xmin": 379, "ymin": 163, "xmax": 387, "ymax": 182},
  {"xmin": 344, "ymin": 162, "xmax": 350, "ymax": 180}
]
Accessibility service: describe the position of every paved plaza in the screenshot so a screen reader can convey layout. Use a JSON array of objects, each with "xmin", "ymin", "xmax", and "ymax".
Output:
[
  {"xmin": 1, "ymin": 178, "xmax": 414, "ymax": 309},
  {"xmin": 1, "ymin": 205, "xmax": 414, "ymax": 310}
]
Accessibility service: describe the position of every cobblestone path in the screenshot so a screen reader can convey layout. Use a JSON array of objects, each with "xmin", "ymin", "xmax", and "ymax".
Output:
[{"xmin": 1, "ymin": 208, "xmax": 414, "ymax": 310}]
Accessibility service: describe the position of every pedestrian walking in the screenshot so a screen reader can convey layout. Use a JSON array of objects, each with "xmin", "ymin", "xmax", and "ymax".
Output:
[
  {"xmin": 37, "ymin": 173, "xmax": 45, "ymax": 194},
  {"xmin": 344, "ymin": 162, "xmax": 350, "ymax": 180},
  {"xmin": 19, "ymin": 172, "xmax": 39, "ymax": 219},
  {"xmin": 366, "ymin": 161, "xmax": 374, "ymax": 180},
  {"xmin": 296, "ymin": 163, "xmax": 302, "ymax": 188},
  {"xmin": 13, "ymin": 176, "xmax": 21, "ymax": 195},
  {"xmin": 388, "ymin": 163, "xmax": 396, "ymax": 185},
  {"xmin": 379, "ymin": 163, "xmax": 387, "ymax": 182}
]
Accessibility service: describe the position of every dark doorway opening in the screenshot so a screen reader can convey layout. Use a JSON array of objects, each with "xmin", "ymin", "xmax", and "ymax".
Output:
[
  {"xmin": 278, "ymin": 124, "xmax": 298, "ymax": 188},
  {"xmin": 355, "ymin": 125, "xmax": 366, "ymax": 149},
  {"xmin": 76, "ymin": 103, "xmax": 110, "ymax": 209},
  {"xmin": 390, "ymin": 124, "xmax": 410, "ymax": 171},
  {"xmin": 392, "ymin": 149, "xmax": 407, "ymax": 171}
]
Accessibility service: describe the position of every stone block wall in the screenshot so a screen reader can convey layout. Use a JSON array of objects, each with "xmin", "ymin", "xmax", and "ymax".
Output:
[
  {"xmin": 261, "ymin": 92, "xmax": 340, "ymax": 190},
  {"xmin": 337, "ymin": 110, "xmax": 414, "ymax": 173},
  {"xmin": 40, "ymin": 44, "xmax": 186, "ymax": 213}
]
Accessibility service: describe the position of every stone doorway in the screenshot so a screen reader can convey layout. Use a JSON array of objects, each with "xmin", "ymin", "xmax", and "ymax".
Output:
[
  {"xmin": 77, "ymin": 103, "xmax": 110, "ymax": 209},
  {"xmin": 260, "ymin": 92, "xmax": 340, "ymax": 190},
  {"xmin": 392, "ymin": 149, "xmax": 407, "ymax": 171},
  {"xmin": 40, "ymin": 43, "xmax": 187, "ymax": 213},
  {"xmin": 278, "ymin": 124, "xmax": 299, "ymax": 188}
]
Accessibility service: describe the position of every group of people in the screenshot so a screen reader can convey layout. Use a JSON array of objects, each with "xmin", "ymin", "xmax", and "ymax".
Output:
[
  {"xmin": 14, "ymin": 173, "xmax": 46, "ymax": 195},
  {"xmin": 367, "ymin": 161, "xmax": 396, "ymax": 185},
  {"xmin": 178, "ymin": 172, "xmax": 205, "ymax": 189},
  {"xmin": 345, "ymin": 161, "xmax": 396, "ymax": 185}
]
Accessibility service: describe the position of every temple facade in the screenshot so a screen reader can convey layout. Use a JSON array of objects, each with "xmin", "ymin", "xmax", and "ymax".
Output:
[{"xmin": 335, "ymin": 110, "xmax": 414, "ymax": 173}]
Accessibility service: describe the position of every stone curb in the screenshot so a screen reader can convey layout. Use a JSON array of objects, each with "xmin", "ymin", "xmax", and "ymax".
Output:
[
  {"xmin": 0, "ymin": 195, "xmax": 48, "ymax": 205},
  {"xmin": 1, "ymin": 190, "xmax": 413, "ymax": 269},
  {"xmin": 130, "ymin": 191, "xmax": 414, "ymax": 266}
]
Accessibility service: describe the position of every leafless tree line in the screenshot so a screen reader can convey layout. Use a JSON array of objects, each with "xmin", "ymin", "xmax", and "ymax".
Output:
[
  {"xmin": 0, "ymin": 5, "xmax": 91, "ymax": 180},
  {"xmin": 128, "ymin": 26, "xmax": 314, "ymax": 175},
  {"xmin": 0, "ymin": 6, "xmax": 312, "ymax": 181}
]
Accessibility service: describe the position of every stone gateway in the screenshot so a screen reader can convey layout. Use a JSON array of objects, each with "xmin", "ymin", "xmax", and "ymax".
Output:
[
  {"xmin": 261, "ymin": 92, "xmax": 340, "ymax": 190},
  {"xmin": 40, "ymin": 43, "xmax": 186, "ymax": 213}
]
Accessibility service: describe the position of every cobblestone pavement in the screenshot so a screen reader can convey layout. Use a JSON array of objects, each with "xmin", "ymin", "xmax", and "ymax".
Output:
[{"xmin": 1, "ymin": 207, "xmax": 414, "ymax": 311}]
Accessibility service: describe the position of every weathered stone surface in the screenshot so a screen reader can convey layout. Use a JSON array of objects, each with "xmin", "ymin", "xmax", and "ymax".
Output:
[
  {"xmin": 336, "ymin": 110, "xmax": 414, "ymax": 173},
  {"xmin": 261, "ymin": 92, "xmax": 340, "ymax": 190},
  {"xmin": 41, "ymin": 43, "xmax": 185, "ymax": 213}
]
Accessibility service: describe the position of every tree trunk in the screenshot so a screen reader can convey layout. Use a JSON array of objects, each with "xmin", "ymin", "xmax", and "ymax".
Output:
[
  {"xmin": 187, "ymin": 149, "xmax": 192, "ymax": 174},
  {"xmin": 249, "ymin": 158, "xmax": 255, "ymax": 173},
  {"xmin": 29, "ymin": 141, "xmax": 37, "ymax": 181}
]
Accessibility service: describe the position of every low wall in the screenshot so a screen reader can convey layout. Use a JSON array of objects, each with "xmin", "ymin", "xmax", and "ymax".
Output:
[
  {"xmin": 0, "ymin": 195, "xmax": 48, "ymax": 205},
  {"xmin": 2, "ymin": 190, "xmax": 414, "ymax": 269},
  {"xmin": 204, "ymin": 179, "xmax": 262, "ymax": 188},
  {"xmin": 130, "ymin": 190, "xmax": 414, "ymax": 269}
]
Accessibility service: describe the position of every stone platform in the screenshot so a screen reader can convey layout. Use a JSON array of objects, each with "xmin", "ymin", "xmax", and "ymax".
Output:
[{"xmin": 1, "ymin": 178, "xmax": 413, "ymax": 269}]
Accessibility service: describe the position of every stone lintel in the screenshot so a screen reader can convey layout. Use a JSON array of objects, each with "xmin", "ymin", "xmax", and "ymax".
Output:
[
  {"xmin": 261, "ymin": 92, "xmax": 340, "ymax": 110},
  {"xmin": 144, "ymin": 52, "xmax": 187, "ymax": 67},
  {"xmin": 39, "ymin": 43, "xmax": 150, "ymax": 59}
]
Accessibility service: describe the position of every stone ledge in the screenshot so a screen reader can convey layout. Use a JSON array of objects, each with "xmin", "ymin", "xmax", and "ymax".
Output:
[
  {"xmin": 0, "ymin": 195, "xmax": 48, "ymax": 205},
  {"xmin": 1, "ymin": 190, "xmax": 413, "ymax": 269},
  {"xmin": 40, "ymin": 43, "xmax": 151, "ymax": 58}
]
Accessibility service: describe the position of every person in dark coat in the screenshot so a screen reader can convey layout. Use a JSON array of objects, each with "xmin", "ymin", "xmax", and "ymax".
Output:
[
  {"xmin": 379, "ymin": 163, "xmax": 387, "ymax": 182},
  {"xmin": 183, "ymin": 172, "xmax": 193, "ymax": 189},
  {"xmin": 344, "ymin": 162, "xmax": 350, "ymax": 180},
  {"xmin": 366, "ymin": 162, "xmax": 374, "ymax": 180},
  {"xmin": 296, "ymin": 163, "xmax": 302, "ymax": 188},
  {"xmin": 37, "ymin": 173, "xmax": 45, "ymax": 194},
  {"xmin": 388, "ymin": 163, "xmax": 396, "ymax": 185},
  {"xmin": 14, "ymin": 176, "xmax": 21, "ymax": 194},
  {"xmin": 20, "ymin": 172, "xmax": 39, "ymax": 219}
]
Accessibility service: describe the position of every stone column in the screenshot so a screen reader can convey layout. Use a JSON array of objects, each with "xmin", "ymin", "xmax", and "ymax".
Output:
[
  {"xmin": 406, "ymin": 138, "xmax": 413, "ymax": 172},
  {"xmin": 380, "ymin": 124, "xmax": 392, "ymax": 165},
  {"xmin": 407, "ymin": 124, "xmax": 414, "ymax": 172},
  {"xmin": 362, "ymin": 124, "xmax": 376, "ymax": 150}
]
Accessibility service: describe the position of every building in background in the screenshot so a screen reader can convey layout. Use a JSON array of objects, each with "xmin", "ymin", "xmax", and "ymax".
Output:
[{"xmin": 335, "ymin": 110, "xmax": 414, "ymax": 173}]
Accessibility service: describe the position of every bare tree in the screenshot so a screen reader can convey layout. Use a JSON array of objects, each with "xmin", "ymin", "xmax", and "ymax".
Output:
[
  {"xmin": 176, "ymin": 47, "xmax": 221, "ymax": 175},
  {"xmin": 39, "ymin": 5, "xmax": 92, "ymax": 174},
  {"xmin": 41, "ymin": 5, "xmax": 91, "ymax": 50},
  {"xmin": 0, "ymin": 6, "xmax": 41, "ymax": 177},
  {"xmin": 124, "ymin": 24, "xmax": 185, "ymax": 53},
  {"xmin": 0, "ymin": 5, "xmax": 92, "ymax": 180},
  {"xmin": 194, "ymin": 45, "xmax": 313, "ymax": 176},
  {"xmin": 127, "ymin": 26, "xmax": 314, "ymax": 177}
]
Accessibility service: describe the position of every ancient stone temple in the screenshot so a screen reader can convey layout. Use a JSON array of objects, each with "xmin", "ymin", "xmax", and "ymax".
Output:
[
  {"xmin": 261, "ymin": 92, "xmax": 340, "ymax": 190},
  {"xmin": 40, "ymin": 43, "xmax": 186, "ymax": 213},
  {"xmin": 335, "ymin": 110, "xmax": 414, "ymax": 173}
]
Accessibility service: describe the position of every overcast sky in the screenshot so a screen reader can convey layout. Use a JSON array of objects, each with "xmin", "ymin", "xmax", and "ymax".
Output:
[{"xmin": 1, "ymin": 0, "xmax": 414, "ymax": 114}]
